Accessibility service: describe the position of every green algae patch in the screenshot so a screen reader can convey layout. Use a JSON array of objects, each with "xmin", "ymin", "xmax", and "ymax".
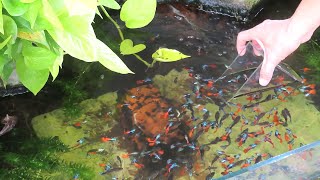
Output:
[
  {"xmin": 31, "ymin": 91, "xmax": 134, "ymax": 179},
  {"xmin": 196, "ymin": 90, "xmax": 320, "ymax": 178},
  {"xmin": 97, "ymin": 91, "xmax": 118, "ymax": 107},
  {"xmin": 153, "ymin": 69, "xmax": 192, "ymax": 103},
  {"xmin": 32, "ymin": 109, "xmax": 85, "ymax": 146}
]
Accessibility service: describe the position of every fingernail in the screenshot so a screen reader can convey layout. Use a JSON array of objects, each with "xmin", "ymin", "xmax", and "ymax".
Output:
[{"xmin": 259, "ymin": 78, "xmax": 268, "ymax": 86}]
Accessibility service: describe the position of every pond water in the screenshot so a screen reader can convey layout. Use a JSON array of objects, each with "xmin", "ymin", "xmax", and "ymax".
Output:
[{"xmin": 1, "ymin": 1, "xmax": 320, "ymax": 180}]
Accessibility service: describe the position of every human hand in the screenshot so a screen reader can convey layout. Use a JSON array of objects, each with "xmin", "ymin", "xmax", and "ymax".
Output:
[{"xmin": 236, "ymin": 19, "xmax": 313, "ymax": 86}]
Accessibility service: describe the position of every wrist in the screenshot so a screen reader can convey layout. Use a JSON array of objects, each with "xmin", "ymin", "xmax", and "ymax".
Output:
[{"xmin": 286, "ymin": 17, "xmax": 315, "ymax": 45}]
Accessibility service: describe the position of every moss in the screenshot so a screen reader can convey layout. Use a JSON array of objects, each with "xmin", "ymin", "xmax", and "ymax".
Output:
[
  {"xmin": 54, "ymin": 80, "xmax": 88, "ymax": 120},
  {"xmin": 299, "ymin": 41, "xmax": 320, "ymax": 82},
  {"xmin": 31, "ymin": 91, "xmax": 133, "ymax": 179},
  {"xmin": 153, "ymin": 69, "xmax": 192, "ymax": 104},
  {"xmin": 0, "ymin": 135, "xmax": 96, "ymax": 180},
  {"xmin": 300, "ymin": 43, "xmax": 320, "ymax": 69}
]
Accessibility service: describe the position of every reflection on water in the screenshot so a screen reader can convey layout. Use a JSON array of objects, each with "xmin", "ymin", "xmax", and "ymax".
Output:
[{"xmin": 0, "ymin": 2, "xmax": 320, "ymax": 180}]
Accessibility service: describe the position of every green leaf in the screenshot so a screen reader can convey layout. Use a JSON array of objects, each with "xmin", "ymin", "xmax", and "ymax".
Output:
[
  {"xmin": 5, "ymin": 39, "xmax": 22, "ymax": 60},
  {"xmin": 152, "ymin": 48, "xmax": 191, "ymax": 62},
  {"xmin": 59, "ymin": 15, "xmax": 91, "ymax": 36},
  {"xmin": 0, "ymin": 35, "xmax": 12, "ymax": 50},
  {"xmin": 96, "ymin": 39, "xmax": 134, "ymax": 74},
  {"xmin": 0, "ymin": 55, "xmax": 9, "ymax": 74},
  {"xmin": 1, "ymin": 61, "xmax": 14, "ymax": 86},
  {"xmin": 48, "ymin": 27, "xmax": 97, "ymax": 62},
  {"xmin": 99, "ymin": 0, "xmax": 120, "ymax": 10},
  {"xmin": 49, "ymin": 48, "xmax": 63, "ymax": 81},
  {"xmin": 120, "ymin": 0, "xmax": 156, "ymax": 28},
  {"xmin": 44, "ymin": 31, "xmax": 60, "ymax": 54},
  {"xmin": 40, "ymin": 0, "xmax": 63, "ymax": 30},
  {"xmin": 96, "ymin": 8, "xmax": 103, "ymax": 19},
  {"xmin": 22, "ymin": 41, "xmax": 57, "ymax": 70},
  {"xmin": 0, "ymin": 3, "xmax": 4, "ymax": 34},
  {"xmin": 21, "ymin": 0, "xmax": 37, "ymax": 3},
  {"xmin": 22, "ymin": 0, "xmax": 41, "ymax": 28},
  {"xmin": 12, "ymin": 16, "xmax": 32, "ymax": 30},
  {"xmin": 2, "ymin": 0, "xmax": 30, "ymax": 16},
  {"xmin": 64, "ymin": 0, "xmax": 97, "ymax": 23},
  {"xmin": 47, "ymin": 0, "xmax": 66, "ymax": 17},
  {"xmin": 1, "ymin": 15, "xmax": 18, "ymax": 45},
  {"xmin": 16, "ymin": 56, "xmax": 49, "ymax": 95},
  {"xmin": 120, "ymin": 39, "xmax": 146, "ymax": 55},
  {"xmin": 18, "ymin": 30, "xmax": 49, "ymax": 47}
]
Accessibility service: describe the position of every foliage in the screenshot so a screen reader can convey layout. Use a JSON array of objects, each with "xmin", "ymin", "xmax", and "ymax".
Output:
[
  {"xmin": 98, "ymin": 2, "xmax": 190, "ymax": 67},
  {"xmin": 120, "ymin": 0, "xmax": 157, "ymax": 28},
  {"xmin": 152, "ymin": 48, "xmax": 191, "ymax": 63},
  {"xmin": 120, "ymin": 39, "xmax": 146, "ymax": 55},
  {"xmin": 0, "ymin": 131, "xmax": 95, "ymax": 180},
  {"xmin": 0, "ymin": 0, "xmax": 135, "ymax": 95},
  {"xmin": 0, "ymin": 0, "xmax": 190, "ymax": 96}
]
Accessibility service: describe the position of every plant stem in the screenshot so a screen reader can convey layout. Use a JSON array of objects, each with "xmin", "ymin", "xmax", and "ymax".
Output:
[
  {"xmin": 311, "ymin": 39, "xmax": 320, "ymax": 49},
  {"xmin": 133, "ymin": 54, "xmax": 151, "ymax": 67},
  {"xmin": 99, "ymin": 5, "xmax": 124, "ymax": 41},
  {"xmin": 99, "ymin": 5, "xmax": 151, "ymax": 67}
]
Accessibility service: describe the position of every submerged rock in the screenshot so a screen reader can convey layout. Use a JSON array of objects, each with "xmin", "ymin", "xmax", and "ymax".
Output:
[
  {"xmin": 157, "ymin": 0, "xmax": 266, "ymax": 21},
  {"xmin": 32, "ymin": 92, "xmax": 135, "ymax": 179},
  {"xmin": 0, "ymin": 70, "xmax": 28, "ymax": 97}
]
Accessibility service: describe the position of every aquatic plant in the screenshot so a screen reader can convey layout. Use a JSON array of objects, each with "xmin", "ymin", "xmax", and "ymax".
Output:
[
  {"xmin": 54, "ymin": 79, "xmax": 88, "ymax": 119},
  {"xmin": 0, "ymin": 132, "xmax": 95, "ymax": 180},
  {"xmin": 299, "ymin": 40, "xmax": 320, "ymax": 82}
]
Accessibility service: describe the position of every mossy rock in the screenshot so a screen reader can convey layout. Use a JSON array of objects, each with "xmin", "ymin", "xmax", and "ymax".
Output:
[
  {"xmin": 31, "ymin": 91, "xmax": 134, "ymax": 179},
  {"xmin": 153, "ymin": 69, "xmax": 192, "ymax": 103}
]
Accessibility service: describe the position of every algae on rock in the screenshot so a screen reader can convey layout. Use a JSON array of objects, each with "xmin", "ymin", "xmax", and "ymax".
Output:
[
  {"xmin": 32, "ymin": 91, "xmax": 134, "ymax": 180},
  {"xmin": 153, "ymin": 69, "xmax": 192, "ymax": 104}
]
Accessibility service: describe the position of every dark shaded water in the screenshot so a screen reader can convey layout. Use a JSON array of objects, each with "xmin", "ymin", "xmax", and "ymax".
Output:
[{"xmin": 1, "ymin": 0, "xmax": 320, "ymax": 179}]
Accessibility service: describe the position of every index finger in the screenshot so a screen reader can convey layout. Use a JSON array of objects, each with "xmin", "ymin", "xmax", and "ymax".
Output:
[{"xmin": 236, "ymin": 30, "xmax": 253, "ymax": 56}]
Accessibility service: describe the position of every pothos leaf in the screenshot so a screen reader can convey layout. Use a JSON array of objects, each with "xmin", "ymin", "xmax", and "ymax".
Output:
[
  {"xmin": 49, "ymin": 48, "xmax": 63, "ymax": 81},
  {"xmin": 20, "ymin": 0, "xmax": 37, "ymax": 3},
  {"xmin": 99, "ymin": 0, "xmax": 120, "ymax": 10},
  {"xmin": 64, "ymin": 0, "xmax": 97, "ymax": 22},
  {"xmin": 16, "ymin": 56, "xmax": 49, "ymax": 95},
  {"xmin": 152, "ymin": 48, "xmax": 191, "ymax": 62},
  {"xmin": 22, "ymin": 0, "xmax": 41, "ymax": 28},
  {"xmin": 0, "ymin": 3, "xmax": 4, "ymax": 34},
  {"xmin": 18, "ymin": 30, "xmax": 49, "ymax": 48},
  {"xmin": 2, "ymin": 0, "xmax": 30, "ymax": 16},
  {"xmin": 1, "ymin": 61, "xmax": 14, "ymax": 86},
  {"xmin": 22, "ymin": 41, "xmax": 57, "ymax": 70},
  {"xmin": 120, "ymin": 39, "xmax": 146, "ymax": 55},
  {"xmin": 120, "ymin": 0, "xmax": 156, "ymax": 28},
  {"xmin": 40, "ymin": 0, "xmax": 64, "ymax": 30},
  {"xmin": 96, "ymin": 39, "xmax": 134, "ymax": 74},
  {"xmin": 1, "ymin": 15, "xmax": 18, "ymax": 45},
  {"xmin": 0, "ymin": 35, "xmax": 12, "ymax": 50},
  {"xmin": 0, "ymin": 54, "xmax": 9, "ymax": 75},
  {"xmin": 48, "ymin": 27, "xmax": 97, "ymax": 62}
]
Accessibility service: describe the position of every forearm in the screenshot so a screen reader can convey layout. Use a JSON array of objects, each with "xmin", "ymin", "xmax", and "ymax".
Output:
[{"xmin": 287, "ymin": 0, "xmax": 320, "ymax": 43}]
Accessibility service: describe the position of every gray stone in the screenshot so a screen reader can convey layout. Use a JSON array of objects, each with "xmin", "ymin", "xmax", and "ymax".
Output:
[
  {"xmin": 198, "ymin": 0, "xmax": 261, "ymax": 11},
  {"xmin": 157, "ymin": 0, "xmax": 266, "ymax": 20}
]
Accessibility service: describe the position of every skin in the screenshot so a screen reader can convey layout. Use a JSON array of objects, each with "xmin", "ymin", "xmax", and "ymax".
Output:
[{"xmin": 237, "ymin": 0, "xmax": 320, "ymax": 86}]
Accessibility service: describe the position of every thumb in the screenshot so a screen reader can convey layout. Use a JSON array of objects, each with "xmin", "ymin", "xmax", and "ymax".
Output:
[{"xmin": 259, "ymin": 55, "xmax": 277, "ymax": 86}]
